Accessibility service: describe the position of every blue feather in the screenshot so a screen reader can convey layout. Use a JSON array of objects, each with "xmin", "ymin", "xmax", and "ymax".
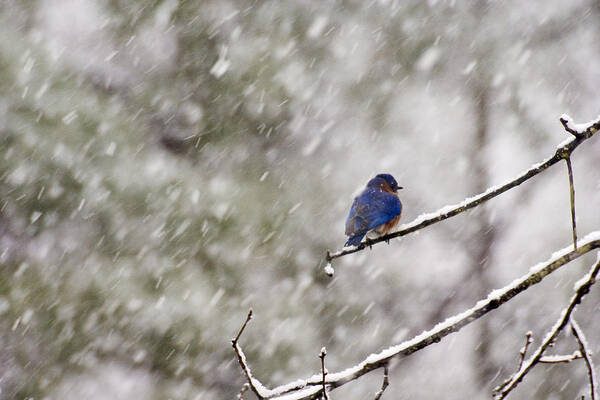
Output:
[{"xmin": 344, "ymin": 187, "xmax": 402, "ymax": 246}]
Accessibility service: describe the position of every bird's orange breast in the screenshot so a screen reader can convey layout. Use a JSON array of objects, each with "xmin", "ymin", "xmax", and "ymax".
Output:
[{"xmin": 380, "ymin": 212, "xmax": 401, "ymax": 234}]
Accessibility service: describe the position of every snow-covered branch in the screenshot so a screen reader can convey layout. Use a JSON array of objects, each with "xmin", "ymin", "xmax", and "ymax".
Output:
[
  {"xmin": 539, "ymin": 352, "xmax": 582, "ymax": 364},
  {"xmin": 494, "ymin": 255, "xmax": 600, "ymax": 399},
  {"xmin": 232, "ymin": 309, "xmax": 268, "ymax": 399},
  {"xmin": 496, "ymin": 334, "xmax": 583, "ymax": 393},
  {"xmin": 570, "ymin": 318, "xmax": 598, "ymax": 400},
  {"xmin": 237, "ymin": 383, "xmax": 250, "ymax": 400},
  {"xmin": 235, "ymin": 233, "xmax": 600, "ymax": 400},
  {"xmin": 559, "ymin": 113, "xmax": 600, "ymax": 137},
  {"xmin": 326, "ymin": 114, "xmax": 600, "ymax": 263}
]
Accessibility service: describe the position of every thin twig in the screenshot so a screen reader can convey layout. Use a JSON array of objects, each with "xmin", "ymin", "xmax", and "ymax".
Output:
[
  {"xmin": 571, "ymin": 318, "xmax": 598, "ymax": 400},
  {"xmin": 237, "ymin": 383, "xmax": 250, "ymax": 400},
  {"xmin": 566, "ymin": 157, "xmax": 578, "ymax": 250},
  {"xmin": 326, "ymin": 114, "xmax": 600, "ymax": 264},
  {"xmin": 319, "ymin": 347, "xmax": 328, "ymax": 400},
  {"xmin": 233, "ymin": 309, "xmax": 253, "ymax": 345},
  {"xmin": 259, "ymin": 235, "xmax": 600, "ymax": 399},
  {"xmin": 496, "ymin": 332, "xmax": 535, "ymax": 392},
  {"xmin": 519, "ymin": 332, "xmax": 534, "ymax": 370},
  {"xmin": 494, "ymin": 256, "xmax": 600, "ymax": 399},
  {"xmin": 373, "ymin": 365, "xmax": 390, "ymax": 400},
  {"xmin": 232, "ymin": 309, "xmax": 267, "ymax": 399},
  {"xmin": 539, "ymin": 352, "xmax": 582, "ymax": 364}
]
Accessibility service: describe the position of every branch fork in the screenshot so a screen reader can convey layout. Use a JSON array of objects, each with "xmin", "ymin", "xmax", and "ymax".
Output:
[
  {"xmin": 494, "ymin": 256, "xmax": 600, "ymax": 399},
  {"xmin": 234, "ymin": 235, "xmax": 600, "ymax": 400}
]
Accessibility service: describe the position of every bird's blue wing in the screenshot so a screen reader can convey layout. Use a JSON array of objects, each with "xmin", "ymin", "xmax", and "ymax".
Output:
[{"xmin": 345, "ymin": 189, "xmax": 402, "ymax": 238}]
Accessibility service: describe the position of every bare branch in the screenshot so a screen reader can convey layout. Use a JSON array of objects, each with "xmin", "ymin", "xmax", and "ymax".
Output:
[
  {"xmin": 519, "ymin": 332, "xmax": 534, "ymax": 370},
  {"xmin": 494, "ymin": 255, "xmax": 600, "ymax": 399},
  {"xmin": 496, "ymin": 332, "xmax": 535, "ymax": 393},
  {"xmin": 571, "ymin": 318, "xmax": 598, "ymax": 400},
  {"xmin": 232, "ymin": 309, "xmax": 269, "ymax": 399},
  {"xmin": 566, "ymin": 157, "xmax": 578, "ymax": 250},
  {"xmin": 319, "ymin": 347, "xmax": 329, "ymax": 400},
  {"xmin": 251, "ymin": 234, "xmax": 600, "ymax": 400},
  {"xmin": 496, "ymin": 329, "xmax": 583, "ymax": 391},
  {"xmin": 233, "ymin": 309, "xmax": 253, "ymax": 345},
  {"xmin": 373, "ymin": 365, "xmax": 389, "ymax": 400},
  {"xmin": 326, "ymin": 114, "xmax": 600, "ymax": 264}
]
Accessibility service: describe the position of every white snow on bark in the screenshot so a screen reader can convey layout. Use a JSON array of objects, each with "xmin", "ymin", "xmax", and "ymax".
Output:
[{"xmin": 262, "ymin": 232, "xmax": 600, "ymax": 399}]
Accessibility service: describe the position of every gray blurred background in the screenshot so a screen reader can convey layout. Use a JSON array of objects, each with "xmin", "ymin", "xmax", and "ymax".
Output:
[{"xmin": 1, "ymin": 1, "xmax": 600, "ymax": 399}]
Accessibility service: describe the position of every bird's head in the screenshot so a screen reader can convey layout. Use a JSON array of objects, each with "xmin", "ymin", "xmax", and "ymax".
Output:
[{"xmin": 367, "ymin": 173, "xmax": 403, "ymax": 193}]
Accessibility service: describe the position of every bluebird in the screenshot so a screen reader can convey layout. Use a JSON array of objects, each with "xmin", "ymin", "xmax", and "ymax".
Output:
[{"xmin": 344, "ymin": 174, "xmax": 403, "ymax": 247}]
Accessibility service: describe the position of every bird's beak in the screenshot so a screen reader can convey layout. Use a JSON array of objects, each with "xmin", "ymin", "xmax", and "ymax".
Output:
[{"xmin": 397, "ymin": 186, "xmax": 403, "ymax": 191}]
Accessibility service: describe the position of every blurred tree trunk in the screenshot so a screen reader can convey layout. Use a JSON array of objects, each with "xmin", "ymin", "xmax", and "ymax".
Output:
[{"xmin": 470, "ymin": 81, "xmax": 498, "ymax": 389}]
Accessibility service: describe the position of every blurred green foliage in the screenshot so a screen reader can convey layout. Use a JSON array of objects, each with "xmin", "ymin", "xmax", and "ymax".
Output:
[{"xmin": 1, "ymin": 1, "xmax": 599, "ymax": 399}]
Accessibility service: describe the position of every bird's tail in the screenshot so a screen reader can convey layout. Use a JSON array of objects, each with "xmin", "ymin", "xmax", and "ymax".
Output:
[{"xmin": 344, "ymin": 233, "xmax": 365, "ymax": 248}]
